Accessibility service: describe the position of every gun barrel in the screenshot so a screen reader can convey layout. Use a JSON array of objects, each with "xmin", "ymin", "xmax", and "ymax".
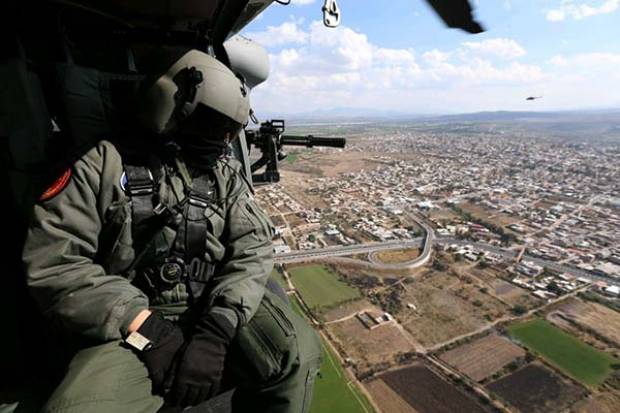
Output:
[{"xmin": 281, "ymin": 135, "xmax": 346, "ymax": 148}]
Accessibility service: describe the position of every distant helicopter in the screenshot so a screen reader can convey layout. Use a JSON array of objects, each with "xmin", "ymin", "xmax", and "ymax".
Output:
[{"xmin": 526, "ymin": 96, "xmax": 543, "ymax": 101}]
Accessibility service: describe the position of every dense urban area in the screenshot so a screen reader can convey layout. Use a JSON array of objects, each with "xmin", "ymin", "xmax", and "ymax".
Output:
[{"xmin": 254, "ymin": 116, "xmax": 620, "ymax": 413}]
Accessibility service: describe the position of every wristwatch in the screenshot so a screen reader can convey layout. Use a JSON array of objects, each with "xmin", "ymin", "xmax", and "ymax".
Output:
[{"xmin": 125, "ymin": 331, "xmax": 154, "ymax": 352}]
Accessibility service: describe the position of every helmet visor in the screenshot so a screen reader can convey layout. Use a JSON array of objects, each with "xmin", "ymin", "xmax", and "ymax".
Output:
[{"xmin": 176, "ymin": 104, "xmax": 242, "ymax": 148}]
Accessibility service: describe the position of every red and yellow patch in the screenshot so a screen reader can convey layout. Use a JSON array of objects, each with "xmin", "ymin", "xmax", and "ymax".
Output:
[{"xmin": 40, "ymin": 169, "xmax": 72, "ymax": 201}]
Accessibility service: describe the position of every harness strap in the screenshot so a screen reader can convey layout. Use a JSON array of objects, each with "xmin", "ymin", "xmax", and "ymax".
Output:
[
  {"xmin": 123, "ymin": 157, "xmax": 174, "ymax": 282},
  {"xmin": 123, "ymin": 155, "xmax": 216, "ymax": 305},
  {"xmin": 173, "ymin": 172, "xmax": 215, "ymax": 305}
]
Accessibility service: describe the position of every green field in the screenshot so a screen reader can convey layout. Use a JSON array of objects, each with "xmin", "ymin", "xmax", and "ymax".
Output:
[
  {"xmin": 310, "ymin": 336, "xmax": 374, "ymax": 413},
  {"xmin": 287, "ymin": 294, "xmax": 374, "ymax": 413},
  {"xmin": 288, "ymin": 265, "xmax": 361, "ymax": 311},
  {"xmin": 509, "ymin": 318, "xmax": 619, "ymax": 386},
  {"xmin": 290, "ymin": 294, "xmax": 306, "ymax": 318}
]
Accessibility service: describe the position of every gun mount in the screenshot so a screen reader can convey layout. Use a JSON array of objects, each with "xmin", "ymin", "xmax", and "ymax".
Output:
[{"xmin": 245, "ymin": 119, "xmax": 346, "ymax": 184}]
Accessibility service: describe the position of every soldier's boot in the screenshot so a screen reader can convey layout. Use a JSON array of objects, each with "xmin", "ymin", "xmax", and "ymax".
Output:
[{"xmin": 229, "ymin": 290, "xmax": 323, "ymax": 413}]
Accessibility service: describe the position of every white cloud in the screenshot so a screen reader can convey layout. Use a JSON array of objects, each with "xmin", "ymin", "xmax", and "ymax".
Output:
[
  {"xmin": 546, "ymin": 9, "xmax": 567, "ymax": 21},
  {"xmin": 248, "ymin": 21, "xmax": 620, "ymax": 114},
  {"xmin": 290, "ymin": 0, "xmax": 315, "ymax": 5},
  {"xmin": 549, "ymin": 52, "xmax": 620, "ymax": 68},
  {"xmin": 545, "ymin": 0, "xmax": 620, "ymax": 21},
  {"xmin": 462, "ymin": 38, "xmax": 526, "ymax": 60},
  {"xmin": 246, "ymin": 20, "xmax": 308, "ymax": 47},
  {"xmin": 423, "ymin": 49, "xmax": 451, "ymax": 64},
  {"xmin": 548, "ymin": 55, "xmax": 569, "ymax": 66}
]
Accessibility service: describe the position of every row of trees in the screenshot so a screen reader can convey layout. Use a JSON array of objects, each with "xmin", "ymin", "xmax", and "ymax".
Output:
[{"xmin": 452, "ymin": 206, "xmax": 518, "ymax": 246}]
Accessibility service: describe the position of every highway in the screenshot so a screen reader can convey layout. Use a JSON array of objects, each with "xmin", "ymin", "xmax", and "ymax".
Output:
[
  {"xmin": 275, "ymin": 239, "xmax": 424, "ymax": 263},
  {"xmin": 277, "ymin": 209, "xmax": 436, "ymax": 269},
  {"xmin": 274, "ymin": 236, "xmax": 620, "ymax": 286}
]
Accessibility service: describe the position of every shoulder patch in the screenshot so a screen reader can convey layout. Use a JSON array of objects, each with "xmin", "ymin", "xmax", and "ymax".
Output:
[
  {"xmin": 40, "ymin": 169, "xmax": 72, "ymax": 201},
  {"xmin": 119, "ymin": 171, "xmax": 128, "ymax": 192}
]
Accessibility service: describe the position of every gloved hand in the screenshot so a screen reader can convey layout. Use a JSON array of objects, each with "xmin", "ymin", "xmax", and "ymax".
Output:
[
  {"xmin": 135, "ymin": 311, "xmax": 185, "ymax": 393},
  {"xmin": 171, "ymin": 312, "xmax": 236, "ymax": 407}
]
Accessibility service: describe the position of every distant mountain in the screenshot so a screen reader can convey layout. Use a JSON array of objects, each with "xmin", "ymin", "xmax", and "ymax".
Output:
[
  {"xmin": 259, "ymin": 107, "xmax": 620, "ymax": 125},
  {"xmin": 425, "ymin": 109, "xmax": 620, "ymax": 123},
  {"xmin": 271, "ymin": 108, "xmax": 620, "ymax": 143},
  {"xmin": 412, "ymin": 109, "xmax": 620, "ymax": 143}
]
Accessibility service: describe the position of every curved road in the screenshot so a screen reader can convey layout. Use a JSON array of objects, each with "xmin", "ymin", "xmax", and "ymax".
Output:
[
  {"xmin": 276, "ymin": 212, "xmax": 435, "ymax": 270},
  {"xmin": 275, "ymin": 234, "xmax": 619, "ymax": 286}
]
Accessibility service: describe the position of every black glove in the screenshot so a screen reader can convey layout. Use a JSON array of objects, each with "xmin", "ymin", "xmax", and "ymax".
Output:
[
  {"xmin": 135, "ymin": 311, "xmax": 185, "ymax": 393},
  {"xmin": 171, "ymin": 312, "xmax": 236, "ymax": 407}
]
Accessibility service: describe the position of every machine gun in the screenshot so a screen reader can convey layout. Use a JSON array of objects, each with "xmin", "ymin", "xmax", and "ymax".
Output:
[{"xmin": 245, "ymin": 119, "xmax": 346, "ymax": 184}]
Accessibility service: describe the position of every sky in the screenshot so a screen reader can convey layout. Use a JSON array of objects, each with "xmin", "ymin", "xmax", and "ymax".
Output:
[{"xmin": 239, "ymin": 0, "xmax": 620, "ymax": 115}]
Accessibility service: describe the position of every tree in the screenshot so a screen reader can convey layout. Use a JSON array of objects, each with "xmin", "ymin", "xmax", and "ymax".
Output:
[
  {"xmin": 433, "ymin": 259, "xmax": 449, "ymax": 271},
  {"xmin": 547, "ymin": 281, "xmax": 563, "ymax": 295},
  {"xmin": 511, "ymin": 305, "xmax": 527, "ymax": 315}
]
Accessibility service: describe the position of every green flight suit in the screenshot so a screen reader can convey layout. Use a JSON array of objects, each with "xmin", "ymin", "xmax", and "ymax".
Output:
[{"xmin": 21, "ymin": 140, "xmax": 321, "ymax": 413}]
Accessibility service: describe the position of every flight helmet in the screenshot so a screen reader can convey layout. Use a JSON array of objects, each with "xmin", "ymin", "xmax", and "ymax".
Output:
[{"xmin": 136, "ymin": 49, "xmax": 250, "ymax": 138}]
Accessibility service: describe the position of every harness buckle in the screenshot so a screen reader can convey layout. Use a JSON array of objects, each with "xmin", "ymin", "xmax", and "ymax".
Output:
[
  {"xmin": 153, "ymin": 202, "xmax": 170, "ymax": 216},
  {"xmin": 188, "ymin": 190, "xmax": 212, "ymax": 208},
  {"xmin": 159, "ymin": 257, "xmax": 186, "ymax": 286},
  {"xmin": 126, "ymin": 170, "xmax": 155, "ymax": 196}
]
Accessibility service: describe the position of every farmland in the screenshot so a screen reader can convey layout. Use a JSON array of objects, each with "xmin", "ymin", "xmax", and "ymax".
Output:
[
  {"xmin": 400, "ymin": 271, "xmax": 508, "ymax": 347},
  {"xmin": 288, "ymin": 264, "xmax": 361, "ymax": 312},
  {"xmin": 328, "ymin": 317, "xmax": 413, "ymax": 373},
  {"xmin": 365, "ymin": 379, "xmax": 417, "ymax": 413},
  {"xmin": 466, "ymin": 267, "xmax": 542, "ymax": 309},
  {"xmin": 488, "ymin": 279, "xmax": 542, "ymax": 308},
  {"xmin": 457, "ymin": 201, "xmax": 521, "ymax": 227},
  {"xmin": 552, "ymin": 298, "xmax": 620, "ymax": 347},
  {"xmin": 378, "ymin": 363, "xmax": 488, "ymax": 413},
  {"xmin": 487, "ymin": 363, "xmax": 586, "ymax": 413},
  {"xmin": 287, "ymin": 291, "xmax": 375, "ymax": 413},
  {"xmin": 572, "ymin": 390, "xmax": 620, "ymax": 413},
  {"xmin": 439, "ymin": 334, "xmax": 526, "ymax": 382},
  {"xmin": 323, "ymin": 299, "xmax": 377, "ymax": 323},
  {"xmin": 509, "ymin": 319, "xmax": 618, "ymax": 386},
  {"xmin": 310, "ymin": 338, "xmax": 375, "ymax": 413}
]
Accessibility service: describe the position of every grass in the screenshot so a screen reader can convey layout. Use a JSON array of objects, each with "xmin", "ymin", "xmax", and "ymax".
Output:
[
  {"xmin": 290, "ymin": 294, "xmax": 306, "ymax": 318},
  {"xmin": 508, "ymin": 318, "xmax": 619, "ymax": 387},
  {"xmin": 288, "ymin": 265, "xmax": 361, "ymax": 311},
  {"xmin": 287, "ymin": 294, "xmax": 375, "ymax": 413},
  {"xmin": 375, "ymin": 248, "xmax": 420, "ymax": 264},
  {"xmin": 310, "ymin": 330, "xmax": 374, "ymax": 413}
]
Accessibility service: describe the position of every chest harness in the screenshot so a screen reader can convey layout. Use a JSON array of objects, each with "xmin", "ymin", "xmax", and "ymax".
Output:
[{"xmin": 122, "ymin": 154, "xmax": 216, "ymax": 304}]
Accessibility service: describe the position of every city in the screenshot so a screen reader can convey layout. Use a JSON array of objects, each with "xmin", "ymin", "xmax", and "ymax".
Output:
[{"xmin": 255, "ymin": 117, "xmax": 620, "ymax": 413}]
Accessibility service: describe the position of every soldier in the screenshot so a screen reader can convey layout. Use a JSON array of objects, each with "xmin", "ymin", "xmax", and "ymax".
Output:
[{"xmin": 21, "ymin": 48, "xmax": 321, "ymax": 413}]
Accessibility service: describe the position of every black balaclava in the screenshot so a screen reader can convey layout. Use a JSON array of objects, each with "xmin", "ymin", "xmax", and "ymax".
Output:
[{"xmin": 174, "ymin": 104, "xmax": 242, "ymax": 167}]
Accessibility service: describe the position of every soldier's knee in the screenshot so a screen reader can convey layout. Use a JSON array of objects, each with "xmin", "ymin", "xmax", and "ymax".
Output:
[
  {"xmin": 294, "ymin": 321, "xmax": 322, "ymax": 371},
  {"xmin": 233, "ymin": 293, "xmax": 322, "ymax": 386}
]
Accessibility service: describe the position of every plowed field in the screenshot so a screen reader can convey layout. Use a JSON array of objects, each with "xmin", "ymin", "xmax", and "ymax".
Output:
[
  {"xmin": 439, "ymin": 334, "xmax": 526, "ymax": 381},
  {"xmin": 487, "ymin": 363, "xmax": 586, "ymax": 413},
  {"xmin": 380, "ymin": 364, "xmax": 488, "ymax": 413}
]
